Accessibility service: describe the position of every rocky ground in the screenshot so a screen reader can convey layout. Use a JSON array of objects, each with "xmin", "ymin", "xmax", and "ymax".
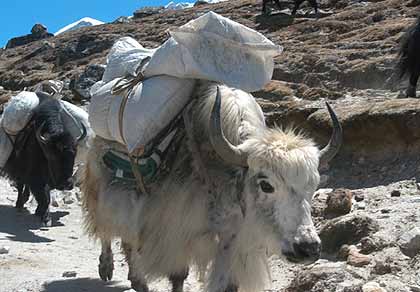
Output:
[
  {"xmin": 1, "ymin": 176, "xmax": 419, "ymax": 291},
  {"xmin": 1, "ymin": 0, "xmax": 420, "ymax": 291}
]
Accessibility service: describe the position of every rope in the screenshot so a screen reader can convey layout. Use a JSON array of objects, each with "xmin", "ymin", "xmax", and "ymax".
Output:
[{"xmin": 111, "ymin": 57, "xmax": 151, "ymax": 196}]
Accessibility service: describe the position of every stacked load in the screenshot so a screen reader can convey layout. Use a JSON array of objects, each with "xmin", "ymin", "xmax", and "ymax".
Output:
[
  {"xmin": 89, "ymin": 11, "xmax": 282, "ymax": 154},
  {"xmin": 0, "ymin": 89, "xmax": 91, "ymax": 168},
  {"xmin": 0, "ymin": 91, "xmax": 39, "ymax": 167}
]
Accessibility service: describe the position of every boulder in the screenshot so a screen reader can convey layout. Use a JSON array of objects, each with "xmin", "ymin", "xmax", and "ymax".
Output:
[
  {"xmin": 133, "ymin": 6, "xmax": 164, "ymax": 18},
  {"xmin": 0, "ymin": 246, "xmax": 9, "ymax": 254},
  {"xmin": 6, "ymin": 23, "xmax": 53, "ymax": 49},
  {"xmin": 325, "ymin": 188, "xmax": 353, "ymax": 218},
  {"xmin": 398, "ymin": 227, "xmax": 420, "ymax": 258},
  {"xmin": 347, "ymin": 247, "xmax": 371, "ymax": 267},
  {"xmin": 62, "ymin": 271, "xmax": 77, "ymax": 278},
  {"xmin": 319, "ymin": 213, "xmax": 379, "ymax": 253},
  {"xmin": 285, "ymin": 261, "xmax": 363, "ymax": 292},
  {"xmin": 69, "ymin": 64, "xmax": 105, "ymax": 101},
  {"xmin": 362, "ymin": 282, "xmax": 386, "ymax": 292},
  {"xmin": 113, "ymin": 16, "xmax": 132, "ymax": 24},
  {"xmin": 31, "ymin": 24, "xmax": 48, "ymax": 36},
  {"xmin": 359, "ymin": 236, "xmax": 389, "ymax": 254},
  {"xmin": 337, "ymin": 245, "xmax": 371, "ymax": 267}
]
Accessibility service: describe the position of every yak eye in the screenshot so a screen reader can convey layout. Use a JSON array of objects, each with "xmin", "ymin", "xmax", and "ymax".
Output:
[{"xmin": 259, "ymin": 180, "xmax": 274, "ymax": 193}]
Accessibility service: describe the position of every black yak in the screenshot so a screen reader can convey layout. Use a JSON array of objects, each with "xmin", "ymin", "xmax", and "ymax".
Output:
[
  {"xmin": 2, "ymin": 92, "xmax": 86, "ymax": 225},
  {"xmin": 398, "ymin": 17, "xmax": 420, "ymax": 97}
]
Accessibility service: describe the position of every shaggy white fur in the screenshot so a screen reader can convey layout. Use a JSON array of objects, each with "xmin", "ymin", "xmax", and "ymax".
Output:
[{"xmin": 81, "ymin": 82, "xmax": 322, "ymax": 292}]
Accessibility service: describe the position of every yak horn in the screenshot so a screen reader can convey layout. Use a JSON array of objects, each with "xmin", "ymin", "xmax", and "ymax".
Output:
[
  {"xmin": 209, "ymin": 86, "xmax": 248, "ymax": 167},
  {"xmin": 77, "ymin": 122, "xmax": 87, "ymax": 142},
  {"xmin": 36, "ymin": 122, "xmax": 49, "ymax": 144},
  {"xmin": 319, "ymin": 102, "xmax": 343, "ymax": 166}
]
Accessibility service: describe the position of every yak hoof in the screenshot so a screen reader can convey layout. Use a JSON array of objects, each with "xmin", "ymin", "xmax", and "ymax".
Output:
[
  {"xmin": 99, "ymin": 253, "xmax": 114, "ymax": 281},
  {"xmin": 406, "ymin": 86, "xmax": 417, "ymax": 98},
  {"xmin": 42, "ymin": 218, "xmax": 52, "ymax": 227},
  {"xmin": 40, "ymin": 214, "xmax": 52, "ymax": 227},
  {"xmin": 15, "ymin": 205, "xmax": 28, "ymax": 212}
]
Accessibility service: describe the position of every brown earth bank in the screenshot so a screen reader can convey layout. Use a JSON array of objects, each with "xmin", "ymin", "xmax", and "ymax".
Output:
[
  {"xmin": 1, "ymin": 0, "xmax": 420, "ymax": 291},
  {"xmin": 1, "ymin": 0, "xmax": 419, "ymax": 184}
]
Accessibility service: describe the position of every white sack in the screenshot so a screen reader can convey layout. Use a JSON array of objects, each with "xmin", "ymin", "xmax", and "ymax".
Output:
[
  {"xmin": 2, "ymin": 91, "xmax": 39, "ymax": 135},
  {"xmin": 60, "ymin": 101, "xmax": 93, "ymax": 166},
  {"xmin": 89, "ymin": 77, "xmax": 196, "ymax": 153},
  {"xmin": 143, "ymin": 11, "xmax": 282, "ymax": 92},
  {"xmin": 61, "ymin": 100, "xmax": 93, "ymax": 142},
  {"xmin": 0, "ymin": 121, "xmax": 13, "ymax": 168},
  {"xmin": 102, "ymin": 37, "xmax": 156, "ymax": 83}
]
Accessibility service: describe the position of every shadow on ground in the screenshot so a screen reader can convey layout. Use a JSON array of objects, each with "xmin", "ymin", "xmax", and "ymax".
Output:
[
  {"xmin": 41, "ymin": 278, "xmax": 129, "ymax": 292},
  {"xmin": 0, "ymin": 205, "xmax": 69, "ymax": 243}
]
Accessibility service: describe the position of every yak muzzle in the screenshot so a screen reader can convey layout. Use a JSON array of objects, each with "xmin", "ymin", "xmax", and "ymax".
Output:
[
  {"xmin": 56, "ymin": 178, "xmax": 74, "ymax": 191},
  {"xmin": 284, "ymin": 240, "xmax": 321, "ymax": 264}
]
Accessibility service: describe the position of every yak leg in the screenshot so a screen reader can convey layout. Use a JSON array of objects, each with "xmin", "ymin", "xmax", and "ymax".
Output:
[
  {"xmin": 262, "ymin": 0, "xmax": 268, "ymax": 14},
  {"xmin": 407, "ymin": 72, "xmax": 419, "ymax": 97},
  {"xmin": 99, "ymin": 239, "xmax": 114, "ymax": 281},
  {"xmin": 32, "ymin": 185, "xmax": 51, "ymax": 225},
  {"xmin": 122, "ymin": 241, "xmax": 149, "ymax": 292},
  {"xmin": 292, "ymin": 0, "xmax": 304, "ymax": 15},
  {"xmin": 169, "ymin": 268, "xmax": 189, "ymax": 292},
  {"xmin": 308, "ymin": 0, "xmax": 319, "ymax": 15},
  {"xmin": 273, "ymin": 0, "xmax": 282, "ymax": 10},
  {"xmin": 15, "ymin": 182, "xmax": 30, "ymax": 210}
]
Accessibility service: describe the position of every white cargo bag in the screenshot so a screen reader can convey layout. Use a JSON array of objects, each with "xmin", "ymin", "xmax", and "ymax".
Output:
[
  {"xmin": 61, "ymin": 101, "xmax": 92, "ymax": 143},
  {"xmin": 60, "ymin": 101, "xmax": 92, "ymax": 166},
  {"xmin": 102, "ymin": 37, "xmax": 156, "ymax": 83},
  {"xmin": 143, "ymin": 11, "xmax": 282, "ymax": 92},
  {"xmin": 2, "ymin": 91, "xmax": 39, "ymax": 135},
  {"xmin": 89, "ymin": 76, "xmax": 196, "ymax": 153},
  {"xmin": 0, "ymin": 119, "xmax": 14, "ymax": 168}
]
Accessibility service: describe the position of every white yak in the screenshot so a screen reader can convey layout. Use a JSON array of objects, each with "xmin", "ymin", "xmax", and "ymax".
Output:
[{"xmin": 81, "ymin": 81, "xmax": 342, "ymax": 292}]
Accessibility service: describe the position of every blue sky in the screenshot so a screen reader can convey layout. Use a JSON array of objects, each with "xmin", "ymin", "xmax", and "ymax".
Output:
[{"xmin": 0, "ymin": 0, "xmax": 194, "ymax": 47}]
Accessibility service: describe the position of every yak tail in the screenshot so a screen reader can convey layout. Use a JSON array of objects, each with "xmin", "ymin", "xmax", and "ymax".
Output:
[{"xmin": 397, "ymin": 17, "xmax": 420, "ymax": 79}]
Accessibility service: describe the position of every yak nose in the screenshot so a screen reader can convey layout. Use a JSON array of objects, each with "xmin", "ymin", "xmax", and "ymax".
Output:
[
  {"xmin": 63, "ymin": 178, "xmax": 74, "ymax": 190},
  {"xmin": 293, "ymin": 241, "xmax": 321, "ymax": 260}
]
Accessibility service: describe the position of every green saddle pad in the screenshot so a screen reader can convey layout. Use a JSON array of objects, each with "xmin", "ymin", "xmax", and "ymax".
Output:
[{"xmin": 103, "ymin": 150, "xmax": 158, "ymax": 183}]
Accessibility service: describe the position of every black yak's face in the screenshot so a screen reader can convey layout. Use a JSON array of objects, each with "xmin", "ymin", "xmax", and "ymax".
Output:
[{"xmin": 36, "ymin": 125, "xmax": 77, "ymax": 191}]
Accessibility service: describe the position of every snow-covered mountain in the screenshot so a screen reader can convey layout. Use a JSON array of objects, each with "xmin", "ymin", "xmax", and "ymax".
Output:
[
  {"xmin": 55, "ymin": 17, "xmax": 104, "ymax": 35},
  {"xmin": 164, "ymin": 0, "xmax": 227, "ymax": 10},
  {"xmin": 200, "ymin": 0, "xmax": 228, "ymax": 3},
  {"xmin": 165, "ymin": 1, "xmax": 194, "ymax": 10}
]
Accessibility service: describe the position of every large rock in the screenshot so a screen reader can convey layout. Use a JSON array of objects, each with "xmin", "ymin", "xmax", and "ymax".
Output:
[
  {"xmin": 325, "ymin": 188, "xmax": 353, "ymax": 218},
  {"xmin": 31, "ymin": 24, "xmax": 48, "ymax": 36},
  {"xmin": 133, "ymin": 6, "xmax": 164, "ymax": 18},
  {"xmin": 285, "ymin": 261, "xmax": 363, "ymax": 292},
  {"xmin": 398, "ymin": 227, "xmax": 420, "ymax": 258},
  {"xmin": 6, "ymin": 24, "xmax": 53, "ymax": 49},
  {"xmin": 55, "ymin": 34, "xmax": 114, "ymax": 67},
  {"xmin": 319, "ymin": 213, "xmax": 379, "ymax": 253},
  {"xmin": 347, "ymin": 247, "xmax": 371, "ymax": 267},
  {"xmin": 362, "ymin": 282, "xmax": 386, "ymax": 292},
  {"xmin": 69, "ymin": 64, "xmax": 105, "ymax": 101}
]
